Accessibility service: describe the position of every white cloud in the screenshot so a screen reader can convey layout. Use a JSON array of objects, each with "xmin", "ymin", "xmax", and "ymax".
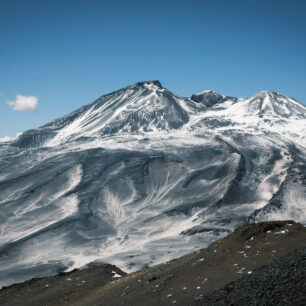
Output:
[
  {"xmin": 0, "ymin": 136, "xmax": 14, "ymax": 143},
  {"xmin": 0, "ymin": 132, "xmax": 22, "ymax": 143},
  {"xmin": 6, "ymin": 94, "xmax": 38, "ymax": 111}
]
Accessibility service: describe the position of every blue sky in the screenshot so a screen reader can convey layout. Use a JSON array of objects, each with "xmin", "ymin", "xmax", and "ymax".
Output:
[{"xmin": 1, "ymin": 0, "xmax": 306, "ymax": 138}]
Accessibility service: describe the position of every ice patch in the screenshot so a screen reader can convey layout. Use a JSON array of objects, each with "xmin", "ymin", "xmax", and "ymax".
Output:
[{"xmin": 112, "ymin": 271, "xmax": 122, "ymax": 278}]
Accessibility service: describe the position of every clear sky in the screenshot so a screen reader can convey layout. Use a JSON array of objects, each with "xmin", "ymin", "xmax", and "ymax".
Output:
[{"xmin": 1, "ymin": 0, "xmax": 306, "ymax": 138}]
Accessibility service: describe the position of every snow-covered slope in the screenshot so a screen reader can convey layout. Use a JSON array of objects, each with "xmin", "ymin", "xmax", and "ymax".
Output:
[{"xmin": 0, "ymin": 81, "xmax": 305, "ymax": 287}]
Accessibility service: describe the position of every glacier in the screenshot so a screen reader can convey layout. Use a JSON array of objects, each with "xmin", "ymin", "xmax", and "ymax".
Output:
[{"xmin": 0, "ymin": 80, "xmax": 305, "ymax": 287}]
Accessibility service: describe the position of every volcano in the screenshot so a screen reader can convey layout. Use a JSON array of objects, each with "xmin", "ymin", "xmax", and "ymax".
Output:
[{"xmin": 0, "ymin": 80, "xmax": 305, "ymax": 288}]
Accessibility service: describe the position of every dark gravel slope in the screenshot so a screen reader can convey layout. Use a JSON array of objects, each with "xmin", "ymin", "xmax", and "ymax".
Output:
[{"xmin": 199, "ymin": 245, "xmax": 306, "ymax": 306}]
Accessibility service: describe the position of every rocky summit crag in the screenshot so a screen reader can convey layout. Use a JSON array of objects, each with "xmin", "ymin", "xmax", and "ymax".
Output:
[{"xmin": 0, "ymin": 81, "xmax": 305, "ymax": 287}]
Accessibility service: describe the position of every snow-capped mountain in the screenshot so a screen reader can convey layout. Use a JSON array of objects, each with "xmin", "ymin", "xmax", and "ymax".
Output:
[{"xmin": 0, "ymin": 81, "xmax": 305, "ymax": 287}]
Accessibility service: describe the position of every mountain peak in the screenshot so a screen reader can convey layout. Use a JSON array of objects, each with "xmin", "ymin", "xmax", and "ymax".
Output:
[{"xmin": 239, "ymin": 90, "xmax": 306, "ymax": 119}]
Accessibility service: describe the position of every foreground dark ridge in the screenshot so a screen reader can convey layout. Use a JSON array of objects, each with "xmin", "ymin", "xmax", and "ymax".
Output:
[
  {"xmin": 0, "ymin": 220, "xmax": 305, "ymax": 306},
  {"xmin": 198, "ymin": 246, "xmax": 306, "ymax": 305}
]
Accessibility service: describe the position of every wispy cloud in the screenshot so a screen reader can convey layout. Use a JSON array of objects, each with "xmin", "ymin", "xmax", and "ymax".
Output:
[
  {"xmin": 0, "ymin": 132, "xmax": 23, "ymax": 143},
  {"xmin": 6, "ymin": 94, "xmax": 38, "ymax": 112},
  {"xmin": 0, "ymin": 136, "xmax": 14, "ymax": 143}
]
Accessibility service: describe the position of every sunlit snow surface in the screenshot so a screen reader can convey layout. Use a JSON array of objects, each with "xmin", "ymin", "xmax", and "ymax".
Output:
[{"xmin": 0, "ymin": 81, "xmax": 305, "ymax": 287}]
